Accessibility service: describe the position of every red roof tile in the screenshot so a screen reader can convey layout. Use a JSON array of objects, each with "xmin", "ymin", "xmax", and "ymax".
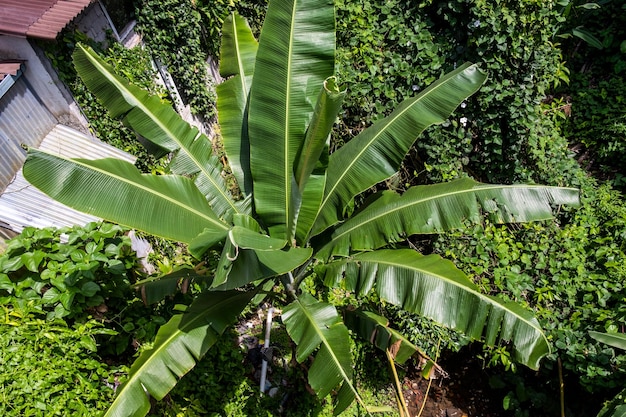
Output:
[
  {"xmin": 0, "ymin": 0, "xmax": 93, "ymax": 40},
  {"xmin": 0, "ymin": 61, "xmax": 23, "ymax": 81}
]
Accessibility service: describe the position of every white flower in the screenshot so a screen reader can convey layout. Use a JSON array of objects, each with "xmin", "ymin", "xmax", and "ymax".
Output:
[{"xmin": 460, "ymin": 117, "xmax": 468, "ymax": 126}]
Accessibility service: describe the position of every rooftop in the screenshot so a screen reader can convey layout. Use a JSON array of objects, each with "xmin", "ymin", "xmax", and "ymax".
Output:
[{"xmin": 0, "ymin": 0, "xmax": 93, "ymax": 40}]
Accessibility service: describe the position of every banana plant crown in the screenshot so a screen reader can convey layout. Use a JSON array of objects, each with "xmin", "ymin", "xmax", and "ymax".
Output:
[{"xmin": 22, "ymin": 0, "xmax": 580, "ymax": 415}]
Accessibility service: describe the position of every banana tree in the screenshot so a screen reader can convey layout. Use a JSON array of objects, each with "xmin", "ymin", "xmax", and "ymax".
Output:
[{"xmin": 23, "ymin": 0, "xmax": 580, "ymax": 415}]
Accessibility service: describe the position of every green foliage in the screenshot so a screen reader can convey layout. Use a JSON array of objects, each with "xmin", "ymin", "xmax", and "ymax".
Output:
[
  {"xmin": 0, "ymin": 311, "xmax": 120, "ymax": 416},
  {"xmin": 43, "ymin": 29, "xmax": 169, "ymax": 174},
  {"xmin": 432, "ymin": 182, "xmax": 626, "ymax": 394},
  {"xmin": 334, "ymin": 0, "xmax": 445, "ymax": 130},
  {"xmin": 135, "ymin": 0, "xmax": 217, "ymax": 119},
  {"xmin": 565, "ymin": 75, "xmax": 626, "ymax": 186},
  {"xmin": 0, "ymin": 223, "xmax": 135, "ymax": 320},
  {"xmin": 557, "ymin": 0, "xmax": 626, "ymax": 187},
  {"xmin": 0, "ymin": 223, "xmax": 175, "ymax": 356},
  {"xmin": 23, "ymin": 1, "xmax": 580, "ymax": 415},
  {"xmin": 334, "ymin": 0, "xmax": 573, "ymax": 185}
]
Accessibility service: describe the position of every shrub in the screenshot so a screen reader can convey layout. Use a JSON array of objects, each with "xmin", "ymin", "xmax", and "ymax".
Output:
[
  {"xmin": 0, "ymin": 222, "xmax": 174, "ymax": 356},
  {"xmin": 333, "ymin": 0, "xmax": 570, "ymax": 185},
  {"xmin": 0, "ymin": 311, "xmax": 120, "ymax": 416},
  {"xmin": 135, "ymin": 0, "xmax": 217, "ymax": 120}
]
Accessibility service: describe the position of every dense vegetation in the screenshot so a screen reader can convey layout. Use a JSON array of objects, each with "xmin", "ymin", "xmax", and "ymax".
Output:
[{"xmin": 2, "ymin": 0, "xmax": 625, "ymax": 416}]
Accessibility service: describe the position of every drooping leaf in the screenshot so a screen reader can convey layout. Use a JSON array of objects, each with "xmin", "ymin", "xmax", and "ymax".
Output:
[
  {"xmin": 255, "ymin": 246, "xmax": 313, "ymax": 275},
  {"xmin": 23, "ymin": 148, "xmax": 229, "ymax": 245},
  {"xmin": 282, "ymin": 293, "xmax": 364, "ymax": 414},
  {"xmin": 309, "ymin": 63, "xmax": 488, "ymax": 238},
  {"xmin": 316, "ymin": 179, "xmax": 580, "ymax": 258},
  {"xmin": 104, "ymin": 290, "xmax": 255, "ymax": 417},
  {"xmin": 589, "ymin": 331, "xmax": 626, "ymax": 351},
  {"xmin": 572, "ymin": 26, "xmax": 604, "ymax": 49},
  {"xmin": 343, "ymin": 309, "xmax": 418, "ymax": 364},
  {"xmin": 217, "ymin": 12, "xmax": 259, "ymax": 196},
  {"xmin": 319, "ymin": 249, "xmax": 550, "ymax": 369},
  {"xmin": 73, "ymin": 44, "xmax": 241, "ymax": 219},
  {"xmin": 134, "ymin": 268, "xmax": 208, "ymax": 305},
  {"xmin": 248, "ymin": 0, "xmax": 335, "ymax": 240}
]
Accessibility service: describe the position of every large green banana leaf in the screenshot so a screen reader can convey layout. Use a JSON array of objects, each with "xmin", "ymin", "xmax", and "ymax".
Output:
[
  {"xmin": 23, "ymin": 149, "xmax": 229, "ymax": 245},
  {"xmin": 247, "ymin": 0, "xmax": 335, "ymax": 240},
  {"xmin": 282, "ymin": 293, "xmax": 364, "ymax": 415},
  {"xmin": 73, "ymin": 45, "xmax": 240, "ymax": 220},
  {"xmin": 105, "ymin": 290, "xmax": 255, "ymax": 417},
  {"xmin": 319, "ymin": 249, "xmax": 550, "ymax": 369},
  {"xmin": 309, "ymin": 63, "xmax": 487, "ymax": 238},
  {"xmin": 316, "ymin": 179, "xmax": 580, "ymax": 258},
  {"xmin": 217, "ymin": 13, "xmax": 258, "ymax": 196}
]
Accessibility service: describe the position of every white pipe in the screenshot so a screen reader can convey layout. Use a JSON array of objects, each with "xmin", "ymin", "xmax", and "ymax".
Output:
[{"xmin": 260, "ymin": 306, "xmax": 274, "ymax": 394}]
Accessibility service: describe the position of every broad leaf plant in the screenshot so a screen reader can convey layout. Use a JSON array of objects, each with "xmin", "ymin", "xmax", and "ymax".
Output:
[{"xmin": 23, "ymin": 0, "xmax": 580, "ymax": 415}]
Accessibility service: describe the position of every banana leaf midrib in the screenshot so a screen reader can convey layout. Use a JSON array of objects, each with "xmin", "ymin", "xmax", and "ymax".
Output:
[
  {"xmin": 282, "ymin": 4, "xmax": 298, "ymax": 235},
  {"xmin": 293, "ymin": 297, "xmax": 364, "ymax": 404},
  {"xmin": 324, "ymin": 183, "xmax": 577, "ymax": 245},
  {"xmin": 357, "ymin": 254, "xmax": 545, "ymax": 336},
  {"xmin": 314, "ymin": 67, "xmax": 474, "ymax": 226},
  {"xmin": 84, "ymin": 47, "xmax": 240, "ymax": 216},
  {"xmin": 232, "ymin": 15, "xmax": 250, "ymax": 94},
  {"xmin": 61, "ymin": 154, "xmax": 229, "ymax": 233}
]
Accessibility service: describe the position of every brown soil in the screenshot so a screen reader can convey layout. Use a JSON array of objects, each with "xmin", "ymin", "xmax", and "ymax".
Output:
[{"xmin": 402, "ymin": 351, "xmax": 505, "ymax": 417}]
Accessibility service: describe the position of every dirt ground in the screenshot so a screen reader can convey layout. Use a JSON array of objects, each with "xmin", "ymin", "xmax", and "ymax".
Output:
[{"xmin": 402, "ymin": 351, "xmax": 504, "ymax": 417}]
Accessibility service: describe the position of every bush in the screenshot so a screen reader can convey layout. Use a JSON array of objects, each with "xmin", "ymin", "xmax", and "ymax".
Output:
[
  {"xmin": 0, "ymin": 223, "xmax": 175, "ymax": 356},
  {"xmin": 0, "ymin": 311, "xmax": 120, "ymax": 416},
  {"xmin": 334, "ymin": 0, "xmax": 571, "ymax": 186},
  {"xmin": 135, "ymin": 0, "xmax": 217, "ymax": 120}
]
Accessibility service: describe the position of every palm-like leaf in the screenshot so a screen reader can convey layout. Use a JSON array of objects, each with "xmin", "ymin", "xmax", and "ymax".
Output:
[
  {"xmin": 320, "ymin": 249, "xmax": 550, "ymax": 369},
  {"xmin": 282, "ymin": 293, "xmax": 364, "ymax": 414},
  {"xmin": 217, "ymin": 13, "xmax": 258, "ymax": 196},
  {"xmin": 316, "ymin": 179, "xmax": 580, "ymax": 258},
  {"xmin": 248, "ymin": 0, "xmax": 335, "ymax": 240},
  {"xmin": 23, "ymin": 149, "xmax": 229, "ymax": 244},
  {"xmin": 309, "ymin": 63, "xmax": 487, "ymax": 238},
  {"xmin": 73, "ymin": 45, "xmax": 241, "ymax": 219},
  {"xmin": 105, "ymin": 290, "xmax": 255, "ymax": 417}
]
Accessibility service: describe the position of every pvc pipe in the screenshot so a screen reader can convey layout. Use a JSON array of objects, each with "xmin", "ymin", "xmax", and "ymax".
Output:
[{"xmin": 260, "ymin": 306, "xmax": 274, "ymax": 394}]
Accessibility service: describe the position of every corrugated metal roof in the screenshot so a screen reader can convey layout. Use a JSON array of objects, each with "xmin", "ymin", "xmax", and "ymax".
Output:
[
  {"xmin": 0, "ymin": 0, "xmax": 93, "ymax": 40},
  {"xmin": 0, "ymin": 123, "xmax": 136, "ymax": 233},
  {"xmin": 0, "ymin": 74, "xmax": 58, "ymax": 192}
]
